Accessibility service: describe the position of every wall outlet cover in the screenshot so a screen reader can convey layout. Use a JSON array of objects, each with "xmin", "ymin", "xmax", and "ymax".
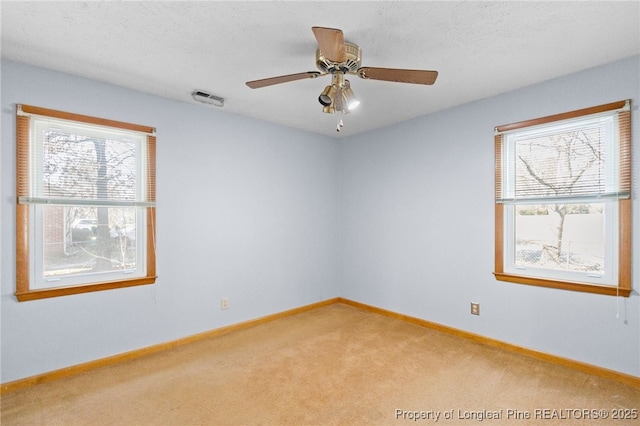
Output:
[{"xmin": 471, "ymin": 302, "xmax": 480, "ymax": 315}]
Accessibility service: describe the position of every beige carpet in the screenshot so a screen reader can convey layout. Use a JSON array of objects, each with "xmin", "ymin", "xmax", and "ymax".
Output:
[{"xmin": 2, "ymin": 303, "xmax": 639, "ymax": 425}]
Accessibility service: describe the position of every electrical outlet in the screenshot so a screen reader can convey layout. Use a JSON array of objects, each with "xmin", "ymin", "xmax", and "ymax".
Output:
[
  {"xmin": 471, "ymin": 302, "xmax": 480, "ymax": 316},
  {"xmin": 221, "ymin": 297, "xmax": 229, "ymax": 310}
]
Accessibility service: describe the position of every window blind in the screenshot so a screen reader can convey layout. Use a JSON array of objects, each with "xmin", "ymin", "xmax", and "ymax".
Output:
[
  {"xmin": 495, "ymin": 100, "xmax": 631, "ymax": 204},
  {"xmin": 17, "ymin": 104, "xmax": 156, "ymax": 208}
]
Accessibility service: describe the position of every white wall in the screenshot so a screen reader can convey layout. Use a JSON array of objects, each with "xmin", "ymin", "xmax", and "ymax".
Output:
[
  {"xmin": 0, "ymin": 60, "xmax": 341, "ymax": 383},
  {"xmin": 2, "ymin": 56, "xmax": 639, "ymax": 384},
  {"xmin": 340, "ymin": 55, "xmax": 640, "ymax": 376}
]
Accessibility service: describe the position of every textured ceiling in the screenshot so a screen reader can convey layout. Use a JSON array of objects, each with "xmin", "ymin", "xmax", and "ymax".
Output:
[{"xmin": 2, "ymin": 1, "xmax": 639, "ymax": 138}]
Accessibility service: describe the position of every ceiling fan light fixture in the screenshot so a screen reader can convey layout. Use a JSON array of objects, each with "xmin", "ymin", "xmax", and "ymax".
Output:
[
  {"xmin": 246, "ymin": 26, "xmax": 438, "ymax": 129},
  {"xmin": 342, "ymin": 80, "xmax": 360, "ymax": 110},
  {"xmin": 318, "ymin": 85, "xmax": 335, "ymax": 106},
  {"xmin": 346, "ymin": 95, "xmax": 360, "ymax": 110}
]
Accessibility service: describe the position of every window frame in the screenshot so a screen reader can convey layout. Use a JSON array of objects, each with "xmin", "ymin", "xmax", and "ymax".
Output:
[
  {"xmin": 494, "ymin": 100, "xmax": 632, "ymax": 297},
  {"xmin": 16, "ymin": 104, "xmax": 157, "ymax": 301}
]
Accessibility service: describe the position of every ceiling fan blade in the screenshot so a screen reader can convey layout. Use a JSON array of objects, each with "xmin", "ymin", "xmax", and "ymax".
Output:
[
  {"xmin": 246, "ymin": 71, "xmax": 322, "ymax": 89},
  {"xmin": 357, "ymin": 67, "xmax": 438, "ymax": 85},
  {"xmin": 311, "ymin": 26, "xmax": 346, "ymax": 63}
]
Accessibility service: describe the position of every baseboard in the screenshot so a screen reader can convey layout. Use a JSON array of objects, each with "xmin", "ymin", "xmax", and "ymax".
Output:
[
  {"xmin": 3, "ymin": 296, "xmax": 638, "ymax": 394},
  {"xmin": 337, "ymin": 297, "xmax": 640, "ymax": 389},
  {"xmin": 0, "ymin": 297, "xmax": 339, "ymax": 394}
]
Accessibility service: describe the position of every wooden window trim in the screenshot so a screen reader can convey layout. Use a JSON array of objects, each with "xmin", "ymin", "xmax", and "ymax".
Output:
[
  {"xmin": 495, "ymin": 100, "xmax": 628, "ymax": 133},
  {"xmin": 494, "ymin": 101, "xmax": 632, "ymax": 297},
  {"xmin": 15, "ymin": 105, "xmax": 157, "ymax": 302}
]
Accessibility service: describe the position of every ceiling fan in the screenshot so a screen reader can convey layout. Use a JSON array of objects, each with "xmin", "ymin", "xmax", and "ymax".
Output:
[{"xmin": 246, "ymin": 26, "xmax": 438, "ymax": 131}]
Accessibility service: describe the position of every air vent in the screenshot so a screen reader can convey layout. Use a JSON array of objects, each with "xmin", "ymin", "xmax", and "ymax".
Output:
[{"xmin": 192, "ymin": 90, "xmax": 224, "ymax": 107}]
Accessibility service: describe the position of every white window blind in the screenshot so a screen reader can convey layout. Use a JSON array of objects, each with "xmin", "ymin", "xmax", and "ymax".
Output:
[
  {"xmin": 496, "ymin": 100, "xmax": 631, "ymax": 204},
  {"xmin": 17, "ymin": 109, "xmax": 156, "ymax": 208}
]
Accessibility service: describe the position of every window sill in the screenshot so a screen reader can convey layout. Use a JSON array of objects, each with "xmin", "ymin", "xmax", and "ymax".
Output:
[
  {"xmin": 493, "ymin": 272, "xmax": 631, "ymax": 297},
  {"xmin": 15, "ymin": 277, "xmax": 157, "ymax": 302}
]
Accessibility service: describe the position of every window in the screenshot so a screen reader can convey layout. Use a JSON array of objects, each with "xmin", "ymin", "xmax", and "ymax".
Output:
[
  {"xmin": 494, "ymin": 100, "xmax": 631, "ymax": 296},
  {"xmin": 16, "ymin": 105, "xmax": 156, "ymax": 301}
]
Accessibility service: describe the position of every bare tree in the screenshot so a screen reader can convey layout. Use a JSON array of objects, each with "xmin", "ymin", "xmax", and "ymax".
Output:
[
  {"xmin": 516, "ymin": 128, "xmax": 603, "ymax": 267},
  {"xmin": 93, "ymin": 139, "xmax": 111, "ymax": 270},
  {"xmin": 43, "ymin": 130, "xmax": 137, "ymax": 273}
]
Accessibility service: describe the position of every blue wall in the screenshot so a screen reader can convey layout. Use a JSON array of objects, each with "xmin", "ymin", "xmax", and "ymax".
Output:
[
  {"xmin": 1, "ymin": 60, "xmax": 341, "ymax": 383},
  {"xmin": 340, "ymin": 56, "xmax": 640, "ymax": 376},
  {"xmin": 1, "ymin": 56, "xmax": 639, "ymax": 383}
]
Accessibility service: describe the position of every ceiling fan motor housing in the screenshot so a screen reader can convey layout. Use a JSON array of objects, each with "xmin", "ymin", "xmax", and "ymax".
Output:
[{"xmin": 316, "ymin": 42, "xmax": 361, "ymax": 73}]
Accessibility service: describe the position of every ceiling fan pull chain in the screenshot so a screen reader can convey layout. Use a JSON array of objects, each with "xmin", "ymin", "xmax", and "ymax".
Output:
[{"xmin": 337, "ymin": 113, "xmax": 344, "ymax": 132}]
